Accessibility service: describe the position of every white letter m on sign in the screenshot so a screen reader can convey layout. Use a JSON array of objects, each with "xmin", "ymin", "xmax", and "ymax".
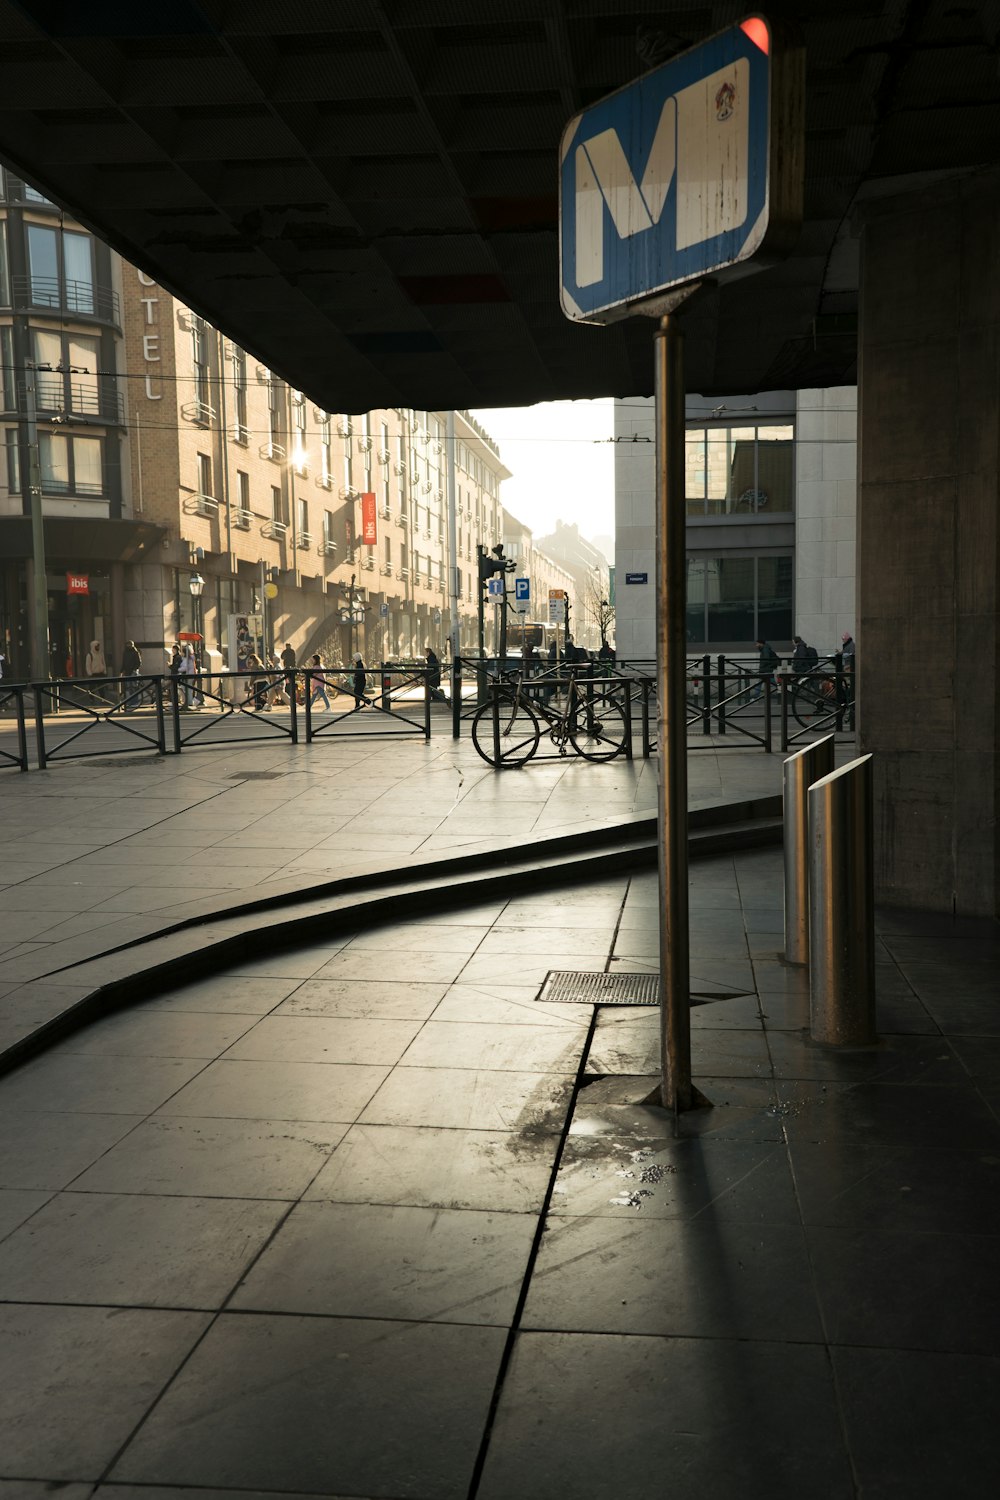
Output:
[{"xmin": 574, "ymin": 99, "xmax": 676, "ymax": 289}]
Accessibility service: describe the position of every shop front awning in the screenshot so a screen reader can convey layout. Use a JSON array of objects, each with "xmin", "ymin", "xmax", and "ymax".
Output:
[{"xmin": 0, "ymin": 516, "xmax": 165, "ymax": 564}]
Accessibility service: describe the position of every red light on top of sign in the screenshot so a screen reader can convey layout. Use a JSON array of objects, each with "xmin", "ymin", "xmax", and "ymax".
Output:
[{"xmin": 740, "ymin": 16, "xmax": 769, "ymax": 53}]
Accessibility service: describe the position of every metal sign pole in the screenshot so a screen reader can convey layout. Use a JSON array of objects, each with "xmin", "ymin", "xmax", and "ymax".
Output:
[{"xmin": 655, "ymin": 312, "xmax": 693, "ymax": 1114}]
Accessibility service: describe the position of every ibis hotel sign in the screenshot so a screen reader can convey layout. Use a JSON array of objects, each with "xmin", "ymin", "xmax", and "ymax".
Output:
[{"xmin": 559, "ymin": 16, "xmax": 803, "ymax": 323}]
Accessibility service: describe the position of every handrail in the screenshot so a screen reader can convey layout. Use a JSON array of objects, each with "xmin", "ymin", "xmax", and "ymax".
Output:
[{"xmin": 0, "ymin": 684, "xmax": 29, "ymax": 771}]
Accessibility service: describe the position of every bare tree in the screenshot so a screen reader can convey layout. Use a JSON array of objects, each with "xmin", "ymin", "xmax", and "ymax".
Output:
[{"xmin": 583, "ymin": 566, "xmax": 615, "ymax": 646}]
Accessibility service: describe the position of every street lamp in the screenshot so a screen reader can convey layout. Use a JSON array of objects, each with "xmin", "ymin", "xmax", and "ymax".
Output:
[
  {"xmin": 188, "ymin": 572, "xmax": 205, "ymax": 664},
  {"xmin": 342, "ymin": 573, "xmax": 366, "ymax": 659}
]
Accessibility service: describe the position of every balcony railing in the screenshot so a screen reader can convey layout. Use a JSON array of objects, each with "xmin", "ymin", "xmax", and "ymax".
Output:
[
  {"xmin": 261, "ymin": 519, "xmax": 288, "ymax": 540},
  {"xmin": 31, "ymin": 372, "xmax": 125, "ymax": 426},
  {"xmin": 232, "ymin": 508, "xmax": 252, "ymax": 531},
  {"xmin": 182, "ymin": 492, "xmax": 218, "ymax": 518},
  {"xmin": 11, "ymin": 274, "xmax": 120, "ymax": 326},
  {"xmin": 182, "ymin": 399, "xmax": 216, "ymax": 427}
]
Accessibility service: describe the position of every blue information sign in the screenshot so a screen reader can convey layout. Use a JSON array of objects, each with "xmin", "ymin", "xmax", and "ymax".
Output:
[
  {"xmin": 559, "ymin": 17, "xmax": 802, "ymax": 324},
  {"xmin": 515, "ymin": 577, "xmax": 530, "ymax": 604}
]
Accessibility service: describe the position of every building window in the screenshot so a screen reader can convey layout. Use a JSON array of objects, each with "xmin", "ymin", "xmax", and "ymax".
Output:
[
  {"xmin": 271, "ymin": 485, "xmax": 284, "ymax": 524},
  {"xmin": 237, "ymin": 470, "xmax": 250, "ymax": 512},
  {"xmin": 32, "ymin": 330, "xmax": 99, "ymax": 417},
  {"xmin": 26, "ymin": 225, "xmax": 95, "ymax": 314},
  {"xmin": 320, "ymin": 414, "xmax": 332, "ymax": 485},
  {"xmin": 298, "ymin": 497, "xmax": 308, "ymax": 536},
  {"xmin": 292, "ymin": 390, "xmax": 307, "ymax": 468},
  {"xmin": 267, "ymin": 378, "xmax": 282, "ymax": 449},
  {"xmin": 64, "ymin": 235, "xmax": 96, "ymax": 316},
  {"xmin": 192, "ymin": 318, "xmax": 211, "ymax": 409},
  {"xmin": 323, "ymin": 509, "xmax": 334, "ymax": 546},
  {"xmin": 384, "ymin": 534, "xmax": 391, "ymax": 566},
  {"xmin": 39, "ymin": 432, "xmax": 103, "ymax": 496},
  {"xmin": 343, "ymin": 448, "xmax": 353, "ymax": 493},
  {"xmin": 27, "ymin": 224, "xmax": 58, "ymax": 306},
  {"xmin": 685, "ymin": 554, "xmax": 793, "ymax": 645},
  {"xmin": 198, "ymin": 452, "xmax": 213, "ymax": 498},
  {"xmin": 231, "ymin": 346, "xmax": 248, "ymax": 436},
  {"xmin": 685, "ymin": 424, "xmax": 794, "ymax": 516},
  {"xmin": 1, "ymin": 327, "xmax": 15, "ymax": 412},
  {"xmin": 4, "ymin": 428, "xmax": 20, "ymax": 492},
  {"xmin": 0, "ymin": 221, "xmax": 8, "ymax": 306}
]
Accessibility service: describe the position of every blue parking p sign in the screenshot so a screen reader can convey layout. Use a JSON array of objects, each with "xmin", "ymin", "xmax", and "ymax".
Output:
[
  {"xmin": 559, "ymin": 17, "xmax": 802, "ymax": 324},
  {"xmin": 515, "ymin": 578, "xmax": 530, "ymax": 604}
]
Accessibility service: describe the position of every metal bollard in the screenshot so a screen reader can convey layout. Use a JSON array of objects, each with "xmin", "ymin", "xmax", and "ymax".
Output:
[
  {"xmin": 808, "ymin": 753, "xmax": 876, "ymax": 1045},
  {"xmin": 782, "ymin": 735, "xmax": 835, "ymax": 965}
]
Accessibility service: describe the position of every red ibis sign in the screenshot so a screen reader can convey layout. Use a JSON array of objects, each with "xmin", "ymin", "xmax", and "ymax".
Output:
[{"xmin": 361, "ymin": 491, "xmax": 377, "ymax": 546}]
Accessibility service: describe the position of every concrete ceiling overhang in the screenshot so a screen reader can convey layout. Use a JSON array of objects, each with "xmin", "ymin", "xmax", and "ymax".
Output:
[{"xmin": 0, "ymin": 1, "xmax": 996, "ymax": 412}]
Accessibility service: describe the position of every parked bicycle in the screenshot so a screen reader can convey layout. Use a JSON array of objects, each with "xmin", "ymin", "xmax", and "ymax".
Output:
[
  {"xmin": 787, "ymin": 667, "xmax": 855, "ymax": 731},
  {"xmin": 471, "ymin": 671, "xmax": 628, "ymax": 767}
]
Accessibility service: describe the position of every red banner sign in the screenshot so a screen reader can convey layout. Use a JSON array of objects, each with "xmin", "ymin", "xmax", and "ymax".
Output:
[
  {"xmin": 66, "ymin": 572, "xmax": 89, "ymax": 595},
  {"xmin": 361, "ymin": 491, "xmax": 377, "ymax": 546}
]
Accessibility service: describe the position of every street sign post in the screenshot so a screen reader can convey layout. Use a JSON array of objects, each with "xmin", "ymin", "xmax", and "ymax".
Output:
[
  {"xmin": 559, "ymin": 15, "xmax": 803, "ymax": 1116},
  {"xmin": 559, "ymin": 16, "xmax": 803, "ymax": 324}
]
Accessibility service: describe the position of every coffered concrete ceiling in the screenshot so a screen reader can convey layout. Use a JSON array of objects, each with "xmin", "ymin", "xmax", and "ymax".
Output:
[{"xmin": 0, "ymin": 1, "xmax": 996, "ymax": 411}]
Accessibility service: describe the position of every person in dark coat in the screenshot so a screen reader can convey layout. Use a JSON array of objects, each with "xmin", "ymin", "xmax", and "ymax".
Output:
[
  {"xmin": 120, "ymin": 640, "xmax": 141, "ymax": 711},
  {"xmin": 351, "ymin": 651, "xmax": 368, "ymax": 710},
  {"xmin": 425, "ymin": 646, "xmax": 447, "ymax": 703},
  {"xmin": 280, "ymin": 641, "xmax": 297, "ymax": 704},
  {"xmin": 753, "ymin": 638, "xmax": 778, "ymax": 699}
]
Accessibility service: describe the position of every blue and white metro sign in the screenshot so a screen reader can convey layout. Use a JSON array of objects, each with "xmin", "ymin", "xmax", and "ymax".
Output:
[{"xmin": 559, "ymin": 16, "xmax": 802, "ymax": 323}]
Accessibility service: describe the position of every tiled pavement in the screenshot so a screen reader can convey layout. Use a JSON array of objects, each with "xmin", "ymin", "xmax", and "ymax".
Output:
[
  {"xmin": 0, "ymin": 723, "xmax": 669, "ymax": 986},
  {"xmin": 1, "ymin": 833, "xmax": 998, "ymax": 1498}
]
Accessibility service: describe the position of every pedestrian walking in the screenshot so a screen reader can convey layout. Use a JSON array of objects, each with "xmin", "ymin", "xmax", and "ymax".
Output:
[
  {"xmin": 85, "ymin": 640, "xmax": 106, "ymax": 677},
  {"xmin": 753, "ymin": 638, "xmax": 779, "ymax": 699},
  {"xmin": 351, "ymin": 651, "xmax": 369, "ymax": 710},
  {"xmin": 309, "ymin": 653, "xmax": 331, "ymax": 711},
  {"xmin": 178, "ymin": 643, "xmax": 199, "ymax": 708},
  {"xmin": 838, "ymin": 631, "xmax": 855, "ymax": 720},
  {"xmin": 280, "ymin": 640, "xmax": 297, "ymax": 705},
  {"xmin": 243, "ymin": 652, "xmax": 268, "ymax": 711},
  {"xmin": 791, "ymin": 635, "xmax": 819, "ymax": 678},
  {"xmin": 425, "ymin": 646, "xmax": 447, "ymax": 703},
  {"xmin": 120, "ymin": 640, "xmax": 141, "ymax": 711}
]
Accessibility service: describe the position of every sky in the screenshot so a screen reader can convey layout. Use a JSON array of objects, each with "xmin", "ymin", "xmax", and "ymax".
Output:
[{"xmin": 469, "ymin": 399, "xmax": 616, "ymax": 554}]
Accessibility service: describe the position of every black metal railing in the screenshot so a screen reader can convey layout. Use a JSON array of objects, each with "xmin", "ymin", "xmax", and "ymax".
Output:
[
  {"xmin": 0, "ymin": 684, "xmax": 29, "ymax": 771},
  {"xmin": 303, "ymin": 665, "xmax": 431, "ymax": 742},
  {"xmin": 33, "ymin": 675, "xmax": 167, "ymax": 768}
]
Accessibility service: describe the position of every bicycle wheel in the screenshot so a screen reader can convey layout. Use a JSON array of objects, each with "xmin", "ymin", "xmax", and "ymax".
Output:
[
  {"xmin": 569, "ymin": 691, "xmax": 628, "ymax": 762},
  {"xmin": 791, "ymin": 679, "xmax": 833, "ymax": 731},
  {"xmin": 471, "ymin": 696, "xmax": 541, "ymax": 768}
]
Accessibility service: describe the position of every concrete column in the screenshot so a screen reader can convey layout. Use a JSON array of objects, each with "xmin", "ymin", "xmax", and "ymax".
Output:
[{"xmin": 856, "ymin": 169, "xmax": 999, "ymax": 918}]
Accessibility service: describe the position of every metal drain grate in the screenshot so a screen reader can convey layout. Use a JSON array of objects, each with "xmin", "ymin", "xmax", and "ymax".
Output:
[
  {"xmin": 537, "ymin": 971, "xmax": 660, "ymax": 1005},
  {"xmin": 227, "ymin": 771, "xmax": 285, "ymax": 780},
  {"xmin": 537, "ymin": 972, "xmax": 754, "ymax": 1007}
]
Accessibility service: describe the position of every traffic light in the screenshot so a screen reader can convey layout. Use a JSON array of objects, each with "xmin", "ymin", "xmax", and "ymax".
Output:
[{"xmin": 478, "ymin": 544, "xmax": 516, "ymax": 581}]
